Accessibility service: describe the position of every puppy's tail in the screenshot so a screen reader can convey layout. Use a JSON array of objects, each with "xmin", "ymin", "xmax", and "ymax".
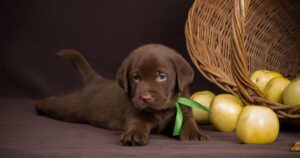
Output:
[{"xmin": 57, "ymin": 49, "xmax": 100, "ymax": 83}]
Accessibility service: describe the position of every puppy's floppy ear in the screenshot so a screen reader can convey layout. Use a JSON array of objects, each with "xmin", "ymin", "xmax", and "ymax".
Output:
[
  {"xmin": 172, "ymin": 54, "xmax": 194, "ymax": 93},
  {"xmin": 116, "ymin": 57, "xmax": 130, "ymax": 93}
]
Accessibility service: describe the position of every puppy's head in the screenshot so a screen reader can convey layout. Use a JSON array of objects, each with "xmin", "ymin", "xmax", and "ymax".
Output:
[{"xmin": 116, "ymin": 44, "xmax": 194, "ymax": 112}]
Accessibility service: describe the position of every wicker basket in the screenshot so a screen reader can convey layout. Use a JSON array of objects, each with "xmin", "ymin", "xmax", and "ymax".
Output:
[{"xmin": 185, "ymin": 0, "xmax": 300, "ymax": 121}]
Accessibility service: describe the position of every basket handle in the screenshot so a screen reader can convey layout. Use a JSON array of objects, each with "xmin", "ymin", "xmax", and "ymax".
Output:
[{"xmin": 231, "ymin": 0, "xmax": 264, "ymax": 104}]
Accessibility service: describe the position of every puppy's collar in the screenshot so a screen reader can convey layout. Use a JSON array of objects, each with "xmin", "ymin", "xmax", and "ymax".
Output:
[{"xmin": 173, "ymin": 97, "xmax": 210, "ymax": 136}]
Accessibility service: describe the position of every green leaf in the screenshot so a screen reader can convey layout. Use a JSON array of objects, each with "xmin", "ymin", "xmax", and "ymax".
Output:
[
  {"xmin": 177, "ymin": 97, "xmax": 211, "ymax": 113},
  {"xmin": 173, "ymin": 102, "xmax": 183, "ymax": 136},
  {"xmin": 173, "ymin": 97, "xmax": 211, "ymax": 136}
]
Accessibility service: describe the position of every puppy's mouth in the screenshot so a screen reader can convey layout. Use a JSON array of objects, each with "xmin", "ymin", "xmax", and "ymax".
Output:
[
  {"xmin": 142, "ymin": 107, "xmax": 156, "ymax": 112},
  {"xmin": 132, "ymin": 98, "xmax": 175, "ymax": 112},
  {"xmin": 135, "ymin": 103, "xmax": 166, "ymax": 112}
]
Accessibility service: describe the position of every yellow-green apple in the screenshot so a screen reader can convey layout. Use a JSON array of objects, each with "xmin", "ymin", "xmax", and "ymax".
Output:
[
  {"xmin": 209, "ymin": 94, "xmax": 244, "ymax": 132},
  {"xmin": 250, "ymin": 70, "xmax": 282, "ymax": 92},
  {"xmin": 263, "ymin": 77, "xmax": 291, "ymax": 103},
  {"xmin": 283, "ymin": 76, "xmax": 300, "ymax": 106},
  {"xmin": 191, "ymin": 91, "xmax": 215, "ymax": 124},
  {"xmin": 236, "ymin": 105, "xmax": 279, "ymax": 144}
]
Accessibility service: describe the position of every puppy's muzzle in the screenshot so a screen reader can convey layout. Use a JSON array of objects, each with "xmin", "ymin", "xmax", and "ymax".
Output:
[
  {"xmin": 140, "ymin": 92, "xmax": 155, "ymax": 104},
  {"xmin": 137, "ymin": 92, "xmax": 165, "ymax": 112}
]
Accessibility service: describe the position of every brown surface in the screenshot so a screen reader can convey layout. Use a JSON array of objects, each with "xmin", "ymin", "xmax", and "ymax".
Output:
[
  {"xmin": 0, "ymin": 98, "xmax": 300, "ymax": 158},
  {"xmin": 1, "ymin": 0, "xmax": 300, "ymax": 157}
]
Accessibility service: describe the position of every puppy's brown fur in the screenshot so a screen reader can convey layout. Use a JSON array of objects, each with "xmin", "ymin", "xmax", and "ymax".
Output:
[{"xmin": 36, "ymin": 44, "xmax": 209, "ymax": 146}]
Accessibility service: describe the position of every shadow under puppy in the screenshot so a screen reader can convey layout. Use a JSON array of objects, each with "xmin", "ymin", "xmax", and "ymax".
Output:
[{"xmin": 36, "ymin": 44, "xmax": 209, "ymax": 146}]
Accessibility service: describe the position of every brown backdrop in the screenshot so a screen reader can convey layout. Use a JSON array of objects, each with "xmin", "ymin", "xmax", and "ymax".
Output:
[{"xmin": 0, "ymin": 0, "xmax": 223, "ymax": 99}]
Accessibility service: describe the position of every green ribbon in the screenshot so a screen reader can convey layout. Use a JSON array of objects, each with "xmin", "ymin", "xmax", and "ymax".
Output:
[{"xmin": 173, "ymin": 97, "xmax": 211, "ymax": 136}]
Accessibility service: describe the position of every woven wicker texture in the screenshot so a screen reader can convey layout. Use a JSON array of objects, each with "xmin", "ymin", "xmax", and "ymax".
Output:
[{"xmin": 185, "ymin": 0, "xmax": 300, "ymax": 120}]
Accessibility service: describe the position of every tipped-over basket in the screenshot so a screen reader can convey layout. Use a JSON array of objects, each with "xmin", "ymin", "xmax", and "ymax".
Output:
[{"xmin": 185, "ymin": 0, "xmax": 300, "ymax": 123}]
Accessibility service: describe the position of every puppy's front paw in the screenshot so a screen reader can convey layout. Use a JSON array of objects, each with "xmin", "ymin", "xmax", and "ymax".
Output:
[
  {"xmin": 180, "ymin": 120, "xmax": 210, "ymax": 141},
  {"xmin": 120, "ymin": 130, "xmax": 149, "ymax": 146},
  {"xmin": 180, "ymin": 128, "xmax": 210, "ymax": 141}
]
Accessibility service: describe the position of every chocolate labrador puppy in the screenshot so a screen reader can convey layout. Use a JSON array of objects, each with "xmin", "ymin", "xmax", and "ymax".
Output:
[{"xmin": 36, "ymin": 44, "xmax": 209, "ymax": 146}]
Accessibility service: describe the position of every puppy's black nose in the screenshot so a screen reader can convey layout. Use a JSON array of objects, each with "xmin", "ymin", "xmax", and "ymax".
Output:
[{"xmin": 141, "ymin": 93, "xmax": 154, "ymax": 103}]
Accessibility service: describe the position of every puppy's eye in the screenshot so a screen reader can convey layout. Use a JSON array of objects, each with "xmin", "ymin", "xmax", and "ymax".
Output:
[
  {"xmin": 132, "ymin": 73, "xmax": 140, "ymax": 82},
  {"xmin": 156, "ymin": 73, "xmax": 167, "ymax": 82}
]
